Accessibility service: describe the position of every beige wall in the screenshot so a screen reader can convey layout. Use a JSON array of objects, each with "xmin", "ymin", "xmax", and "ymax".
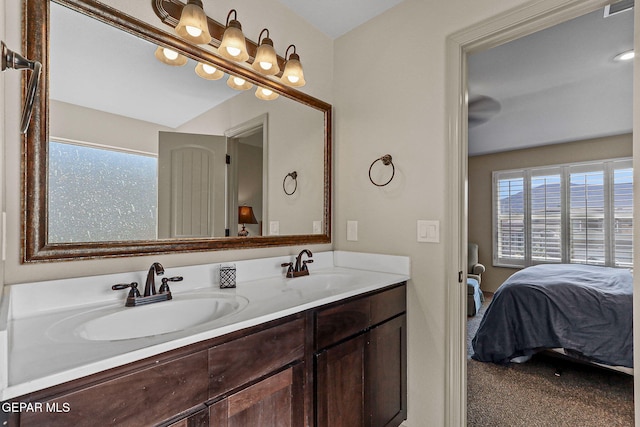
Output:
[
  {"xmin": 333, "ymin": 0, "xmax": 535, "ymax": 424},
  {"xmin": 468, "ymin": 134, "xmax": 632, "ymax": 293}
]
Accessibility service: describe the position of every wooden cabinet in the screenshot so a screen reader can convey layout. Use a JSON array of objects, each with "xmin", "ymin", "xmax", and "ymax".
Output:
[
  {"xmin": 315, "ymin": 284, "xmax": 407, "ymax": 427},
  {"xmin": 20, "ymin": 350, "xmax": 209, "ymax": 427},
  {"xmin": 367, "ymin": 315, "xmax": 407, "ymax": 427},
  {"xmin": 6, "ymin": 283, "xmax": 406, "ymax": 427},
  {"xmin": 209, "ymin": 364, "xmax": 305, "ymax": 427},
  {"xmin": 316, "ymin": 334, "xmax": 367, "ymax": 426},
  {"xmin": 167, "ymin": 407, "xmax": 209, "ymax": 427}
]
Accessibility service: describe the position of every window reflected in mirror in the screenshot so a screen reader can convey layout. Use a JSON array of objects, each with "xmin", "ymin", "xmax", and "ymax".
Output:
[{"xmin": 48, "ymin": 139, "xmax": 158, "ymax": 243}]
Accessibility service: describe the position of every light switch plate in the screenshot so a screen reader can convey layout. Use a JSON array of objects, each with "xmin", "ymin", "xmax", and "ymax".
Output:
[
  {"xmin": 417, "ymin": 220, "xmax": 439, "ymax": 243},
  {"xmin": 347, "ymin": 220, "xmax": 358, "ymax": 241},
  {"xmin": 313, "ymin": 221, "xmax": 322, "ymax": 234},
  {"xmin": 269, "ymin": 221, "xmax": 280, "ymax": 236}
]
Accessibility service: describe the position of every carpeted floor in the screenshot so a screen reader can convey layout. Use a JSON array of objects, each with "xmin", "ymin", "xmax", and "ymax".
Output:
[{"xmin": 467, "ymin": 294, "xmax": 634, "ymax": 426}]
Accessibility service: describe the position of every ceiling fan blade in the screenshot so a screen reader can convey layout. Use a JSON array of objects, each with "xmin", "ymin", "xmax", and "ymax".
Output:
[{"xmin": 468, "ymin": 95, "xmax": 501, "ymax": 127}]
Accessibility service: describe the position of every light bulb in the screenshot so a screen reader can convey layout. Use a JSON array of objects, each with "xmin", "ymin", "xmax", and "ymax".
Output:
[
  {"xmin": 202, "ymin": 64, "xmax": 217, "ymax": 74},
  {"xmin": 233, "ymin": 77, "xmax": 246, "ymax": 85},
  {"xmin": 163, "ymin": 48, "xmax": 179, "ymax": 60},
  {"xmin": 259, "ymin": 62, "xmax": 272, "ymax": 70},
  {"xmin": 185, "ymin": 26, "xmax": 202, "ymax": 37},
  {"xmin": 226, "ymin": 46, "xmax": 241, "ymax": 57},
  {"xmin": 262, "ymin": 88, "xmax": 273, "ymax": 96},
  {"xmin": 616, "ymin": 51, "xmax": 635, "ymax": 61},
  {"xmin": 287, "ymin": 75, "xmax": 300, "ymax": 84}
]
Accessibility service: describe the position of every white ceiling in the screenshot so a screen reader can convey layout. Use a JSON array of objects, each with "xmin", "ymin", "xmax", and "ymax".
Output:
[
  {"xmin": 467, "ymin": 6, "xmax": 634, "ymax": 156},
  {"xmin": 274, "ymin": 0, "xmax": 405, "ymax": 39}
]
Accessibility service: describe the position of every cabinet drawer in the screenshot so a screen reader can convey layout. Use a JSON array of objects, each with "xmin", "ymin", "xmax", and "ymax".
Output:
[
  {"xmin": 208, "ymin": 318, "xmax": 305, "ymax": 398},
  {"xmin": 20, "ymin": 351, "xmax": 208, "ymax": 427},
  {"xmin": 370, "ymin": 284, "xmax": 406, "ymax": 326},
  {"xmin": 315, "ymin": 297, "xmax": 370, "ymax": 350}
]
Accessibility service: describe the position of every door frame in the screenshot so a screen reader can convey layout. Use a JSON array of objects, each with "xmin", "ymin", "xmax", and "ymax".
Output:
[
  {"xmin": 225, "ymin": 114, "xmax": 269, "ymax": 236},
  {"xmin": 444, "ymin": 0, "xmax": 624, "ymax": 425}
]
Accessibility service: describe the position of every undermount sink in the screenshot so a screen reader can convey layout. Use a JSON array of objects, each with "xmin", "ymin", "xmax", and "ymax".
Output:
[
  {"xmin": 47, "ymin": 293, "xmax": 248, "ymax": 342},
  {"xmin": 285, "ymin": 272, "xmax": 356, "ymax": 291}
]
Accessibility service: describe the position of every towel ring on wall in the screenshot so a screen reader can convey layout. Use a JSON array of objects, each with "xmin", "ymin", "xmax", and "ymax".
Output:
[
  {"xmin": 1, "ymin": 41, "xmax": 42, "ymax": 134},
  {"xmin": 283, "ymin": 171, "xmax": 298, "ymax": 195},
  {"xmin": 369, "ymin": 154, "xmax": 395, "ymax": 187}
]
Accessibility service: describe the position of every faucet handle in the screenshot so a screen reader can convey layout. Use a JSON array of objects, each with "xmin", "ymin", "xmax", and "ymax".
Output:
[
  {"xmin": 159, "ymin": 276, "xmax": 183, "ymax": 293},
  {"xmin": 281, "ymin": 262, "xmax": 294, "ymax": 275},
  {"xmin": 112, "ymin": 282, "xmax": 140, "ymax": 299},
  {"xmin": 302, "ymin": 259, "xmax": 314, "ymax": 271}
]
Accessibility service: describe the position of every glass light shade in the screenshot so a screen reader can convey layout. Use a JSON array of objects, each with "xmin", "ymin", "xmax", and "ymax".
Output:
[
  {"xmin": 195, "ymin": 62, "xmax": 224, "ymax": 80},
  {"xmin": 218, "ymin": 22, "xmax": 249, "ymax": 62},
  {"xmin": 227, "ymin": 75, "xmax": 253, "ymax": 91},
  {"xmin": 255, "ymin": 87, "xmax": 279, "ymax": 101},
  {"xmin": 154, "ymin": 46, "xmax": 187, "ymax": 66},
  {"xmin": 614, "ymin": 50, "xmax": 635, "ymax": 61},
  {"xmin": 280, "ymin": 53, "xmax": 305, "ymax": 87},
  {"xmin": 252, "ymin": 40, "xmax": 280, "ymax": 75},
  {"xmin": 175, "ymin": 1, "xmax": 212, "ymax": 44}
]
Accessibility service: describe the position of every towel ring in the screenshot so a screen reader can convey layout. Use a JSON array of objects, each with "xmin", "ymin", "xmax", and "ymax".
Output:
[
  {"xmin": 369, "ymin": 154, "xmax": 395, "ymax": 187},
  {"xmin": 283, "ymin": 171, "xmax": 298, "ymax": 195}
]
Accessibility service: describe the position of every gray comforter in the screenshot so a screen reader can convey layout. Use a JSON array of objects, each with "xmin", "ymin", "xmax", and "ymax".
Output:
[{"xmin": 472, "ymin": 264, "xmax": 633, "ymax": 367}]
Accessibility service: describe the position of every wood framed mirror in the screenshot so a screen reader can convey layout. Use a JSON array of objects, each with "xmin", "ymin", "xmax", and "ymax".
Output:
[{"xmin": 23, "ymin": 0, "xmax": 332, "ymax": 262}]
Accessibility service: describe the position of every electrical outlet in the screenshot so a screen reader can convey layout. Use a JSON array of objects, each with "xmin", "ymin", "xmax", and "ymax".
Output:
[
  {"xmin": 269, "ymin": 221, "xmax": 280, "ymax": 235},
  {"xmin": 347, "ymin": 220, "xmax": 358, "ymax": 241}
]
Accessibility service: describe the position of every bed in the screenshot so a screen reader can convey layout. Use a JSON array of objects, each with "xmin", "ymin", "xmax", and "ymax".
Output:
[{"xmin": 471, "ymin": 263, "xmax": 633, "ymax": 372}]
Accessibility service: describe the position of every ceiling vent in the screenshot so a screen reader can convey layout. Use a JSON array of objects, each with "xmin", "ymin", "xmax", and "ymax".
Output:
[{"xmin": 604, "ymin": 0, "xmax": 634, "ymax": 17}]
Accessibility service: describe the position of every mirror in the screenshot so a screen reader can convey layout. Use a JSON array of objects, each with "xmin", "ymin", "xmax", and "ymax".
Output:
[{"xmin": 23, "ymin": 0, "xmax": 332, "ymax": 262}]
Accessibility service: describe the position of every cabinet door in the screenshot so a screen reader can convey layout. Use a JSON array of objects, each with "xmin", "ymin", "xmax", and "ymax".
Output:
[
  {"xmin": 315, "ymin": 334, "xmax": 366, "ymax": 427},
  {"xmin": 209, "ymin": 365, "xmax": 304, "ymax": 427},
  {"xmin": 19, "ymin": 351, "xmax": 209, "ymax": 427},
  {"xmin": 167, "ymin": 407, "xmax": 209, "ymax": 427},
  {"xmin": 367, "ymin": 315, "xmax": 407, "ymax": 427}
]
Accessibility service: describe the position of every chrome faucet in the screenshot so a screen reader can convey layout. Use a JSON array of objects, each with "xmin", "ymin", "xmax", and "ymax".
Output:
[
  {"xmin": 144, "ymin": 262, "xmax": 165, "ymax": 296},
  {"xmin": 281, "ymin": 249, "xmax": 314, "ymax": 278}
]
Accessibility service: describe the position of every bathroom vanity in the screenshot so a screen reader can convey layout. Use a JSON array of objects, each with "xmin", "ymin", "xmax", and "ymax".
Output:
[{"xmin": 0, "ymin": 252, "xmax": 408, "ymax": 426}]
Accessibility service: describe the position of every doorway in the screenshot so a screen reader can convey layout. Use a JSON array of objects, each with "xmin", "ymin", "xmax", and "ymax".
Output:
[
  {"xmin": 225, "ymin": 114, "xmax": 269, "ymax": 237},
  {"xmin": 444, "ymin": 0, "xmax": 637, "ymax": 425}
]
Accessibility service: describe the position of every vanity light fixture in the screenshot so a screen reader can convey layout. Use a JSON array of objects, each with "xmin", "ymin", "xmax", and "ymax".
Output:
[
  {"xmin": 195, "ymin": 62, "xmax": 224, "ymax": 80},
  {"xmin": 227, "ymin": 75, "xmax": 253, "ymax": 91},
  {"xmin": 218, "ymin": 10, "xmax": 249, "ymax": 62},
  {"xmin": 281, "ymin": 44, "xmax": 306, "ymax": 87},
  {"xmin": 154, "ymin": 46, "xmax": 187, "ymax": 66},
  {"xmin": 614, "ymin": 49, "xmax": 634, "ymax": 62},
  {"xmin": 175, "ymin": 0, "xmax": 212, "ymax": 45},
  {"xmin": 255, "ymin": 86, "xmax": 279, "ymax": 100},
  {"xmin": 153, "ymin": 2, "xmax": 310, "ymax": 87},
  {"xmin": 252, "ymin": 29, "xmax": 280, "ymax": 75}
]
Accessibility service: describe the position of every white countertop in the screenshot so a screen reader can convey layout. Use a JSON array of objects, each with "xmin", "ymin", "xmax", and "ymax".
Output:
[{"xmin": 0, "ymin": 251, "xmax": 410, "ymax": 400}]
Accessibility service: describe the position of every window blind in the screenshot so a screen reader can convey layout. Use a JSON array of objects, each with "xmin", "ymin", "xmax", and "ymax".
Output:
[{"xmin": 493, "ymin": 158, "xmax": 632, "ymax": 268}]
